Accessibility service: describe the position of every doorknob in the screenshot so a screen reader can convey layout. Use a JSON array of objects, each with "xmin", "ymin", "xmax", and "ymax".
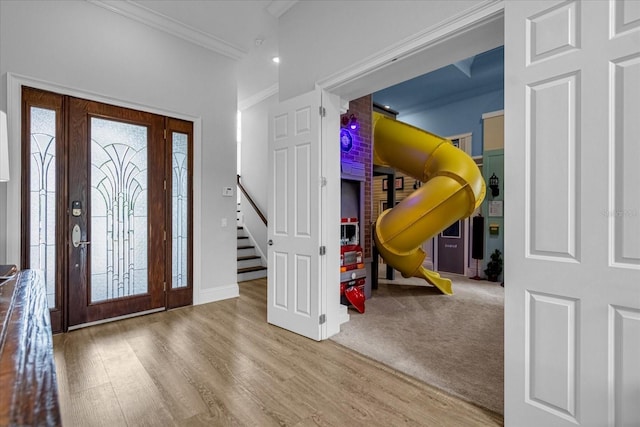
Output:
[
  {"xmin": 72, "ymin": 224, "xmax": 91, "ymax": 248},
  {"xmin": 268, "ymin": 239, "xmax": 273, "ymax": 246}
]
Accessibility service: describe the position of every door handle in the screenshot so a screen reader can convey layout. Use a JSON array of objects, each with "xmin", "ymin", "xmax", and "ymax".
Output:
[
  {"xmin": 268, "ymin": 239, "xmax": 273, "ymax": 246},
  {"xmin": 72, "ymin": 224, "xmax": 91, "ymax": 248}
]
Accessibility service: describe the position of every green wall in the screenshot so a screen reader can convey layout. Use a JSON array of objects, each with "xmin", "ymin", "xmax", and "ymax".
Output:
[{"xmin": 482, "ymin": 149, "xmax": 504, "ymax": 281}]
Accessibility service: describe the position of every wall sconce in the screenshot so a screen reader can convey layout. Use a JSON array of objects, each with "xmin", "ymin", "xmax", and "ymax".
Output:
[
  {"xmin": 341, "ymin": 113, "xmax": 358, "ymax": 131},
  {"xmin": 489, "ymin": 173, "xmax": 499, "ymax": 197},
  {"xmin": 340, "ymin": 128, "xmax": 353, "ymax": 152},
  {"xmin": 0, "ymin": 111, "xmax": 10, "ymax": 182}
]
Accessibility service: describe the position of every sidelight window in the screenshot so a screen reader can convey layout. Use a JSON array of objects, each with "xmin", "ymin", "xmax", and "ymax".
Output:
[{"xmin": 28, "ymin": 107, "xmax": 57, "ymax": 308}]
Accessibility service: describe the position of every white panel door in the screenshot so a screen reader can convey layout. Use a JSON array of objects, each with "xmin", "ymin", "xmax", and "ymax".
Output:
[
  {"xmin": 505, "ymin": 1, "xmax": 640, "ymax": 426},
  {"xmin": 268, "ymin": 90, "xmax": 323, "ymax": 341}
]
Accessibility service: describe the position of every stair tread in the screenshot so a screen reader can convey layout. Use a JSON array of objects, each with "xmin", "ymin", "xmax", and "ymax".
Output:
[
  {"xmin": 238, "ymin": 265, "xmax": 267, "ymax": 273},
  {"xmin": 238, "ymin": 245, "xmax": 254, "ymax": 250},
  {"xmin": 238, "ymin": 255, "xmax": 261, "ymax": 261},
  {"xmin": 237, "ymin": 236, "xmax": 249, "ymax": 239}
]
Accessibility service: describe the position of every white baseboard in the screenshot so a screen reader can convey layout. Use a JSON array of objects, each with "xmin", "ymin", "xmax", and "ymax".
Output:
[
  {"xmin": 195, "ymin": 283, "xmax": 239, "ymax": 305},
  {"xmin": 324, "ymin": 304, "xmax": 350, "ymax": 339},
  {"xmin": 337, "ymin": 304, "xmax": 350, "ymax": 326}
]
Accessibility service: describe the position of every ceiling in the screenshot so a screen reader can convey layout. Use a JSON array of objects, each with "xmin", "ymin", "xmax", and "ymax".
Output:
[
  {"xmin": 372, "ymin": 46, "xmax": 504, "ymax": 116},
  {"xmin": 93, "ymin": 1, "xmax": 503, "ymax": 112},
  {"xmin": 94, "ymin": 0, "xmax": 296, "ymax": 101}
]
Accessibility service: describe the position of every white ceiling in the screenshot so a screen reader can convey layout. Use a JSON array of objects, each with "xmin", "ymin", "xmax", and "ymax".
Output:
[{"xmin": 93, "ymin": 0, "xmax": 297, "ymax": 103}]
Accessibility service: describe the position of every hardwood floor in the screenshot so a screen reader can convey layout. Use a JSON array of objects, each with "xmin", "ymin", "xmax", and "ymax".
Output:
[{"xmin": 53, "ymin": 279, "xmax": 503, "ymax": 426}]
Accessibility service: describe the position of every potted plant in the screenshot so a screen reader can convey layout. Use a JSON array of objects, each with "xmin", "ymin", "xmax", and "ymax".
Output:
[{"xmin": 484, "ymin": 249, "xmax": 503, "ymax": 282}]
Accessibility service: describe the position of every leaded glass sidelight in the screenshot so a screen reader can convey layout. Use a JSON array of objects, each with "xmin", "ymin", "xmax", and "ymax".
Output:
[
  {"xmin": 90, "ymin": 118, "xmax": 148, "ymax": 303},
  {"xmin": 29, "ymin": 107, "xmax": 57, "ymax": 308},
  {"xmin": 172, "ymin": 132, "xmax": 188, "ymax": 288}
]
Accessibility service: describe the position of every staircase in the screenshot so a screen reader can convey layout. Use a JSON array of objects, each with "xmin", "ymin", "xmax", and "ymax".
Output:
[
  {"xmin": 237, "ymin": 212, "xmax": 267, "ymax": 282},
  {"xmin": 236, "ymin": 177, "xmax": 268, "ymax": 282}
]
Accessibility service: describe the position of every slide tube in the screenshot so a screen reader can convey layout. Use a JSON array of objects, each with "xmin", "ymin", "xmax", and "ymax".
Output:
[{"xmin": 373, "ymin": 113, "xmax": 486, "ymax": 294}]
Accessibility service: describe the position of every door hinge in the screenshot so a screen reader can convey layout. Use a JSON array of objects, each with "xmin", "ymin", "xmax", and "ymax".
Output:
[
  {"xmin": 319, "ymin": 314, "xmax": 326, "ymax": 325},
  {"xmin": 164, "ymin": 129, "xmax": 167, "ymax": 140},
  {"xmin": 163, "ymin": 179, "xmax": 167, "ymax": 190},
  {"xmin": 319, "ymin": 106, "xmax": 326, "ymax": 117},
  {"xmin": 163, "ymin": 282, "xmax": 167, "ymax": 292},
  {"xmin": 320, "ymin": 177, "xmax": 327, "ymax": 187},
  {"xmin": 163, "ymin": 230, "xmax": 167, "ymax": 241},
  {"xmin": 319, "ymin": 246, "xmax": 326, "ymax": 256}
]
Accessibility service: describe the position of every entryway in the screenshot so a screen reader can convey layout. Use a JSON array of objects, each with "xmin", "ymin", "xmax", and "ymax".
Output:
[
  {"xmin": 320, "ymin": 7, "xmax": 506, "ymax": 415},
  {"xmin": 21, "ymin": 87, "xmax": 193, "ymax": 332}
]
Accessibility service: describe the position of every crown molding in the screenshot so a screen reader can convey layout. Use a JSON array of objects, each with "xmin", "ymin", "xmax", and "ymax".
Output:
[
  {"xmin": 482, "ymin": 110, "xmax": 504, "ymax": 120},
  {"xmin": 88, "ymin": 0, "xmax": 247, "ymax": 60},
  {"xmin": 266, "ymin": 0, "xmax": 298, "ymax": 18},
  {"xmin": 238, "ymin": 83, "xmax": 279, "ymax": 111}
]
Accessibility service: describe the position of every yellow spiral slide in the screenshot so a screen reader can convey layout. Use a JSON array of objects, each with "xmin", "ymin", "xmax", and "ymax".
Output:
[{"xmin": 373, "ymin": 113, "xmax": 486, "ymax": 295}]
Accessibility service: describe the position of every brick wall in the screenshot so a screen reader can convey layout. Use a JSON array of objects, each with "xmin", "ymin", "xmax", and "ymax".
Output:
[{"xmin": 341, "ymin": 95, "xmax": 372, "ymax": 258}]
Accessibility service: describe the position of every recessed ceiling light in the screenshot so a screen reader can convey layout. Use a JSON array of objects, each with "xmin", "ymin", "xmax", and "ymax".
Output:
[{"xmin": 272, "ymin": 56, "xmax": 280, "ymax": 64}]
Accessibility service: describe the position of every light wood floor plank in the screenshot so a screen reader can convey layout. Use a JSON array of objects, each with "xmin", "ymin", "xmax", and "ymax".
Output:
[
  {"xmin": 53, "ymin": 279, "xmax": 503, "ymax": 426},
  {"xmin": 54, "ymin": 328, "xmax": 111, "ymax": 394},
  {"xmin": 66, "ymin": 383, "xmax": 127, "ymax": 427}
]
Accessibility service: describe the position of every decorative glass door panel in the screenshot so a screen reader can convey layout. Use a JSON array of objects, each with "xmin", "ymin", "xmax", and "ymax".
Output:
[
  {"xmin": 172, "ymin": 131, "xmax": 187, "ymax": 289},
  {"xmin": 90, "ymin": 118, "xmax": 149, "ymax": 303},
  {"xmin": 21, "ymin": 87, "xmax": 65, "ymax": 332},
  {"xmin": 29, "ymin": 107, "xmax": 58, "ymax": 308},
  {"xmin": 166, "ymin": 118, "xmax": 193, "ymax": 309}
]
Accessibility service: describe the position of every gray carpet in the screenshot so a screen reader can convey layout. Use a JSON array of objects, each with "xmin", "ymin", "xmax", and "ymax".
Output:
[{"xmin": 331, "ymin": 272, "xmax": 504, "ymax": 415}]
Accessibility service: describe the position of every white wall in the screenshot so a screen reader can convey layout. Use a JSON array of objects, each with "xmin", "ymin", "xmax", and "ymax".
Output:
[
  {"xmin": 0, "ymin": 0, "xmax": 239, "ymax": 303},
  {"xmin": 239, "ymin": 94, "xmax": 277, "ymax": 257},
  {"xmin": 278, "ymin": 0, "xmax": 483, "ymax": 100}
]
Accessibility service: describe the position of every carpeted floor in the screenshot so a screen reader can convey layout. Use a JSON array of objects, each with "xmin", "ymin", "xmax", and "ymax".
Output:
[{"xmin": 331, "ymin": 271, "xmax": 504, "ymax": 415}]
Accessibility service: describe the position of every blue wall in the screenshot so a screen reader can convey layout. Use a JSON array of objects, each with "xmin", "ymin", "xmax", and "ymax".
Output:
[
  {"xmin": 393, "ymin": 88, "xmax": 505, "ymax": 281},
  {"xmin": 398, "ymin": 89, "xmax": 503, "ymax": 156}
]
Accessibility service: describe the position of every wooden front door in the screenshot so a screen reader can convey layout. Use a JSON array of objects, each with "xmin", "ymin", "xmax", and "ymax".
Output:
[
  {"xmin": 66, "ymin": 97, "xmax": 167, "ymax": 327},
  {"xmin": 21, "ymin": 87, "xmax": 193, "ymax": 331}
]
